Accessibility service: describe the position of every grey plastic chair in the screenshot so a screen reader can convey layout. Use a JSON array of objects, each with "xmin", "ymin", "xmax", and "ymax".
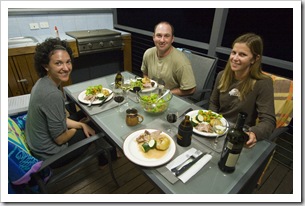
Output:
[
  {"xmin": 179, "ymin": 48, "xmax": 218, "ymax": 104},
  {"xmin": 32, "ymin": 132, "xmax": 119, "ymax": 193}
]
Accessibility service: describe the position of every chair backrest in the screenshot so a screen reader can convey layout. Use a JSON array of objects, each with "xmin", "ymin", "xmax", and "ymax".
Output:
[
  {"xmin": 180, "ymin": 48, "xmax": 218, "ymax": 101},
  {"xmin": 263, "ymin": 72, "xmax": 293, "ymax": 128}
]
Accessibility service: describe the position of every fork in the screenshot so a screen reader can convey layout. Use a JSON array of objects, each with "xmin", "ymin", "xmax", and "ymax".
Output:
[
  {"xmin": 171, "ymin": 150, "xmax": 202, "ymax": 173},
  {"xmin": 87, "ymin": 99, "xmax": 94, "ymax": 107}
]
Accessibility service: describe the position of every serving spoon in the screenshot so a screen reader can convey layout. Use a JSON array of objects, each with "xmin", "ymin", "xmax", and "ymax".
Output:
[{"xmin": 152, "ymin": 89, "xmax": 170, "ymax": 107}]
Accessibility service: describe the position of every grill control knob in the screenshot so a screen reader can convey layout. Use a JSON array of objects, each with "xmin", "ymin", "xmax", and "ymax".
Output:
[
  {"xmin": 99, "ymin": 42, "xmax": 104, "ymax": 47},
  {"xmin": 87, "ymin": 43, "xmax": 93, "ymax": 48},
  {"xmin": 110, "ymin": 41, "xmax": 114, "ymax": 46}
]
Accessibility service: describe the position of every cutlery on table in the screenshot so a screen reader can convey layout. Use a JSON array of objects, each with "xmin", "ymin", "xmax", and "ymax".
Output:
[
  {"xmin": 171, "ymin": 150, "xmax": 205, "ymax": 176},
  {"xmin": 98, "ymin": 92, "xmax": 113, "ymax": 107},
  {"xmin": 87, "ymin": 99, "xmax": 94, "ymax": 107}
]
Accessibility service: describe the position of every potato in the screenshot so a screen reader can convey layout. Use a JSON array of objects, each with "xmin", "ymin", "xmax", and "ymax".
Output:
[
  {"xmin": 155, "ymin": 134, "xmax": 170, "ymax": 151},
  {"xmin": 210, "ymin": 118, "xmax": 222, "ymax": 127},
  {"xmin": 142, "ymin": 77, "xmax": 151, "ymax": 84}
]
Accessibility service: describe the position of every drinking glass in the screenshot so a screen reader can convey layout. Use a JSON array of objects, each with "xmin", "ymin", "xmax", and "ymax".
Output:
[
  {"xmin": 121, "ymin": 82, "xmax": 131, "ymax": 107},
  {"xmin": 213, "ymin": 121, "xmax": 227, "ymax": 149},
  {"xmin": 133, "ymin": 86, "xmax": 141, "ymax": 103},
  {"xmin": 166, "ymin": 112, "xmax": 178, "ymax": 136},
  {"xmin": 113, "ymin": 88, "xmax": 125, "ymax": 112}
]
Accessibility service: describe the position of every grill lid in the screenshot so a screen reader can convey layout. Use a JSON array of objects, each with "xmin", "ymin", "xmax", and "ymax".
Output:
[{"xmin": 65, "ymin": 29, "xmax": 121, "ymax": 39}]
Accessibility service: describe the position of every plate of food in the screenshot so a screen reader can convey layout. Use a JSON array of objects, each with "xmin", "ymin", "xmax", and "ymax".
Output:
[
  {"xmin": 186, "ymin": 110, "xmax": 229, "ymax": 137},
  {"xmin": 123, "ymin": 129, "xmax": 176, "ymax": 167},
  {"xmin": 129, "ymin": 77, "xmax": 158, "ymax": 92},
  {"xmin": 78, "ymin": 85, "xmax": 113, "ymax": 105}
]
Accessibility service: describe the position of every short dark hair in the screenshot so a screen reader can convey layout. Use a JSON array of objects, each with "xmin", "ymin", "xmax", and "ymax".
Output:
[
  {"xmin": 154, "ymin": 21, "xmax": 175, "ymax": 36},
  {"xmin": 34, "ymin": 38, "xmax": 73, "ymax": 77}
]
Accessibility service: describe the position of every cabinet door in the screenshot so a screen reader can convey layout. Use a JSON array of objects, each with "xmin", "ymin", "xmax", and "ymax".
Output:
[
  {"xmin": 8, "ymin": 57, "xmax": 26, "ymax": 96},
  {"xmin": 13, "ymin": 54, "xmax": 39, "ymax": 94}
]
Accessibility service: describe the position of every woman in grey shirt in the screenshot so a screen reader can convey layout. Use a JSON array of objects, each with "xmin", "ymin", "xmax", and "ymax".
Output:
[
  {"xmin": 25, "ymin": 38, "xmax": 114, "ymax": 168},
  {"xmin": 209, "ymin": 33, "xmax": 276, "ymax": 148}
]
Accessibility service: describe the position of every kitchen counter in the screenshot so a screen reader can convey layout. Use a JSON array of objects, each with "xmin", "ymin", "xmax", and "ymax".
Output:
[
  {"xmin": 8, "ymin": 29, "xmax": 130, "ymax": 49},
  {"xmin": 8, "ymin": 33, "xmax": 75, "ymax": 49}
]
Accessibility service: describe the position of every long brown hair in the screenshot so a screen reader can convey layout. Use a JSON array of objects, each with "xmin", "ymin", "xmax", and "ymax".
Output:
[{"xmin": 218, "ymin": 33, "xmax": 269, "ymax": 100}]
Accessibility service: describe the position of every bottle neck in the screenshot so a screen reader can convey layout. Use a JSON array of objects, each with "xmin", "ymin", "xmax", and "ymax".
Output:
[
  {"xmin": 234, "ymin": 112, "xmax": 247, "ymax": 130},
  {"xmin": 182, "ymin": 115, "xmax": 191, "ymax": 126}
]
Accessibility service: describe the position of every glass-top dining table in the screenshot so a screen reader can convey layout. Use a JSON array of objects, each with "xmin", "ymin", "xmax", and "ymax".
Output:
[{"xmin": 63, "ymin": 71, "xmax": 276, "ymax": 194}]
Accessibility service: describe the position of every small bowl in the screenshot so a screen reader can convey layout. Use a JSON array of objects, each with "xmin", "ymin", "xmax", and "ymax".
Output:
[{"xmin": 137, "ymin": 89, "xmax": 173, "ymax": 114}]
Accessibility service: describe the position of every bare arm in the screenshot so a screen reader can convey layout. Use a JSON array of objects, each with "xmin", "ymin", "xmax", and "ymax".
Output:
[
  {"xmin": 170, "ymin": 87, "xmax": 196, "ymax": 96},
  {"xmin": 143, "ymin": 74, "xmax": 196, "ymax": 96},
  {"xmin": 54, "ymin": 118, "xmax": 95, "ymax": 145}
]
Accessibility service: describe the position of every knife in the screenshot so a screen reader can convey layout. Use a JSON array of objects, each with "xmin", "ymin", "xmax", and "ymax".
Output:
[
  {"xmin": 173, "ymin": 152, "xmax": 206, "ymax": 176},
  {"xmin": 98, "ymin": 92, "xmax": 113, "ymax": 107},
  {"xmin": 179, "ymin": 108, "xmax": 193, "ymax": 118}
]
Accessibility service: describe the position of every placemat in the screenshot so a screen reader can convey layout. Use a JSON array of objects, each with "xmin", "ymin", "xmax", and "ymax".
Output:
[
  {"xmin": 192, "ymin": 134, "xmax": 225, "ymax": 153},
  {"xmin": 71, "ymin": 91, "xmax": 125, "ymax": 116},
  {"xmin": 180, "ymin": 104, "xmax": 227, "ymax": 153},
  {"xmin": 121, "ymin": 118, "xmax": 213, "ymax": 185}
]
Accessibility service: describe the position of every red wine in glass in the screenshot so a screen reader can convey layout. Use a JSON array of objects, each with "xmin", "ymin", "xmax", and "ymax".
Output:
[
  {"xmin": 166, "ymin": 113, "xmax": 178, "ymax": 135},
  {"xmin": 167, "ymin": 113, "xmax": 177, "ymax": 123}
]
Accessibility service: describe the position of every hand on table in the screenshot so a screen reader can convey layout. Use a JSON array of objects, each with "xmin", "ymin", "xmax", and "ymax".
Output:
[{"xmin": 245, "ymin": 131, "xmax": 257, "ymax": 148}]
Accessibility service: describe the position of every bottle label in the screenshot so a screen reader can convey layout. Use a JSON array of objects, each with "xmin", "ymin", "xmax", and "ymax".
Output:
[
  {"xmin": 225, "ymin": 153, "xmax": 240, "ymax": 167},
  {"xmin": 177, "ymin": 130, "xmax": 192, "ymax": 147},
  {"xmin": 226, "ymin": 141, "xmax": 233, "ymax": 150}
]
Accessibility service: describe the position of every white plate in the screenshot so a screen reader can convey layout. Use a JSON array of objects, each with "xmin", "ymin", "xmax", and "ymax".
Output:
[
  {"xmin": 128, "ymin": 79, "xmax": 158, "ymax": 92},
  {"xmin": 77, "ymin": 88, "xmax": 113, "ymax": 105},
  {"xmin": 186, "ymin": 110, "xmax": 229, "ymax": 137},
  {"xmin": 123, "ymin": 129, "xmax": 176, "ymax": 167}
]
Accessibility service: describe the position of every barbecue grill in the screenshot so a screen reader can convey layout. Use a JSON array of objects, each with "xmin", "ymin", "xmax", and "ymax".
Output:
[{"xmin": 66, "ymin": 29, "xmax": 123, "ymax": 55}]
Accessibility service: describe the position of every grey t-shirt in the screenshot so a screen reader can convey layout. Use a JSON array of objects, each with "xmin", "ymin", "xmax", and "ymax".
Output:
[{"xmin": 25, "ymin": 76, "xmax": 68, "ymax": 160}]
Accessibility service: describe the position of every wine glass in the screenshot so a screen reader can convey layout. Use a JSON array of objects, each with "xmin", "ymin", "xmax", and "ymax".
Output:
[
  {"xmin": 113, "ymin": 88, "xmax": 125, "ymax": 112},
  {"xmin": 213, "ymin": 121, "xmax": 227, "ymax": 149},
  {"xmin": 166, "ymin": 112, "xmax": 178, "ymax": 136},
  {"xmin": 133, "ymin": 86, "xmax": 141, "ymax": 103},
  {"xmin": 121, "ymin": 82, "xmax": 131, "ymax": 107}
]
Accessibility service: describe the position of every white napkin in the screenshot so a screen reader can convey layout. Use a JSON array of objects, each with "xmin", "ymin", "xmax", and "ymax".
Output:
[
  {"xmin": 166, "ymin": 148, "xmax": 197, "ymax": 171},
  {"xmin": 166, "ymin": 148, "xmax": 212, "ymax": 183},
  {"xmin": 178, "ymin": 153, "xmax": 212, "ymax": 183}
]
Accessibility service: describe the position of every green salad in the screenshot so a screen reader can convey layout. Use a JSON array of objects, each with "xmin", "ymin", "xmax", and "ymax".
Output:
[
  {"xmin": 130, "ymin": 79, "xmax": 143, "ymax": 89},
  {"xmin": 85, "ymin": 85, "xmax": 103, "ymax": 95},
  {"xmin": 139, "ymin": 93, "xmax": 169, "ymax": 113}
]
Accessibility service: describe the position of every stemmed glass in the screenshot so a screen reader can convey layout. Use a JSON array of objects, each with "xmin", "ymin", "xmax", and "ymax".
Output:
[
  {"xmin": 133, "ymin": 86, "xmax": 141, "ymax": 103},
  {"xmin": 166, "ymin": 112, "xmax": 178, "ymax": 136},
  {"xmin": 113, "ymin": 87, "xmax": 125, "ymax": 112},
  {"xmin": 121, "ymin": 82, "xmax": 131, "ymax": 107},
  {"xmin": 213, "ymin": 121, "xmax": 227, "ymax": 149}
]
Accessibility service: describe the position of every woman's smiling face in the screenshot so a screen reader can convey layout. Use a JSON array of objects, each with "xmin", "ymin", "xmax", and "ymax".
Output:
[
  {"xmin": 45, "ymin": 49, "xmax": 72, "ymax": 85},
  {"xmin": 230, "ymin": 43, "xmax": 256, "ymax": 76}
]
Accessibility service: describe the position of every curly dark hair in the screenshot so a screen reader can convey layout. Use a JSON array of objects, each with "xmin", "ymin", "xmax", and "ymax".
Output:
[{"xmin": 34, "ymin": 38, "xmax": 74, "ymax": 77}]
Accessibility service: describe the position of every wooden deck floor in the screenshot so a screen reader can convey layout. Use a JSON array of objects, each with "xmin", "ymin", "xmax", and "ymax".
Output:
[{"xmin": 47, "ymin": 132, "xmax": 293, "ymax": 194}]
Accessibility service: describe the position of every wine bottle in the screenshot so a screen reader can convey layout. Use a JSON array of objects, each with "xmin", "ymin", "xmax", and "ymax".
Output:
[
  {"xmin": 218, "ymin": 112, "xmax": 249, "ymax": 173},
  {"xmin": 177, "ymin": 115, "xmax": 193, "ymax": 147},
  {"xmin": 115, "ymin": 71, "xmax": 124, "ymax": 89}
]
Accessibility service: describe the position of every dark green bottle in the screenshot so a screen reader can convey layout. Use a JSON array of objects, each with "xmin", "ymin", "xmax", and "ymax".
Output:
[
  {"xmin": 115, "ymin": 71, "xmax": 124, "ymax": 89},
  {"xmin": 218, "ymin": 112, "xmax": 249, "ymax": 173},
  {"xmin": 177, "ymin": 115, "xmax": 193, "ymax": 147}
]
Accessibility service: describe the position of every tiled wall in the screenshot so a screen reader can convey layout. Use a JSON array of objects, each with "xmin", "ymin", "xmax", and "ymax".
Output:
[{"xmin": 8, "ymin": 13, "xmax": 114, "ymax": 38}]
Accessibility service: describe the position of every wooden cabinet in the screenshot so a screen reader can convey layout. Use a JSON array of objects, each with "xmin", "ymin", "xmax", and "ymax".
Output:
[
  {"xmin": 122, "ymin": 34, "xmax": 132, "ymax": 72},
  {"xmin": 8, "ymin": 41, "xmax": 78, "ymax": 97},
  {"xmin": 8, "ymin": 52, "xmax": 38, "ymax": 96}
]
